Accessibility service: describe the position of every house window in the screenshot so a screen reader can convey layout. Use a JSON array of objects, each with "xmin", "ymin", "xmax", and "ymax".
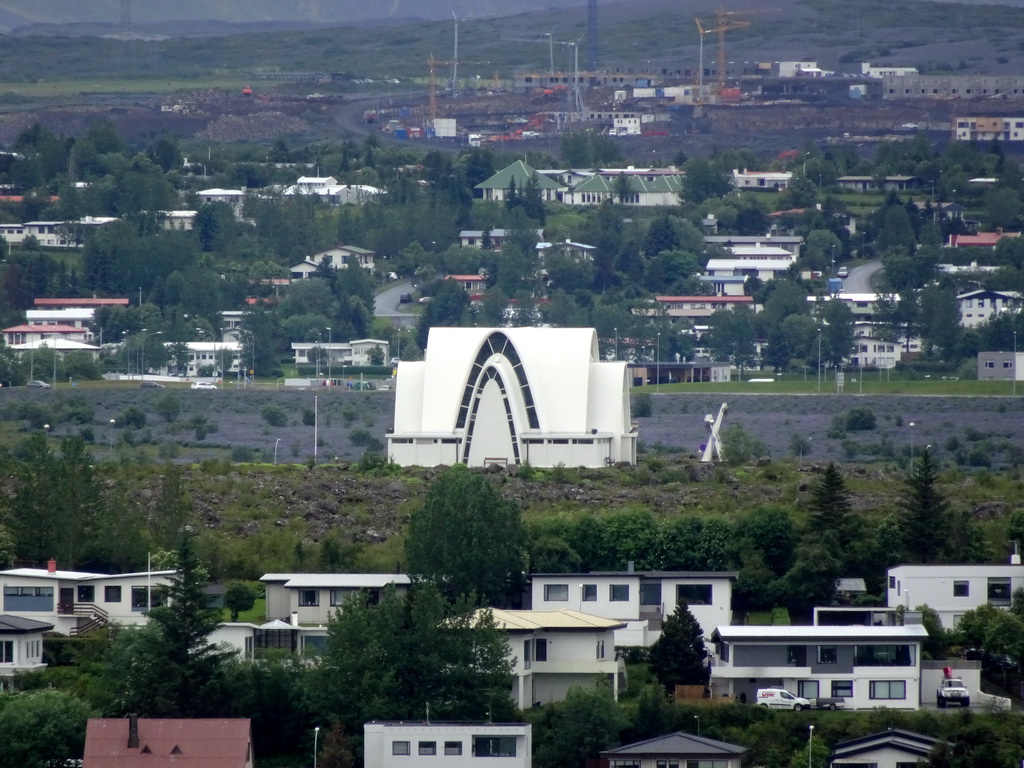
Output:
[
  {"xmin": 523, "ymin": 639, "xmax": 531, "ymax": 669},
  {"xmin": 104, "ymin": 586, "xmax": 122, "ymax": 602},
  {"xmin": 597, "ymin": 640, "xmax": 606, "ymax": 659},
  {"xmin": 444, "ymin": 741, "xmax": 463, "ymax": 756},
  {"xmin": 535, "ymin": 638, "xmax": 547, "ymax": 662},
  {"xmin": 953, "ymin": 581, "xmax": 969, "ymax": 597},
  {"xmin": 544, "ymin": 584, "xmax": 569, "ymax": 601},
  {"xmin": 473, "ymin": 736, "xmax": 517, "ymax": 757},
  {"xmin": 298, "ymin": 590, "xmax": 319, "ymax": 607},
  {"xmin": 787, "ymin": 645, "xmax": 807, "ymax": 666},
  {"xmin": 855, "ymin": 645, "xmax": 912, "ymax": 666},
  {"xmin": 888, "ymin": 576, "xmax": 896, "ymax": 589},
  {"xmin": 582, "ymin": 584, "xmax": 598, "ymax": 601},
  {"xmin": 77, "ymin": 585, "xmax": 95, "ymax": 603},
  {"xmin": 798, "ymin": 680, "xmax": 819, "ymax": 699},
  {"xmin": 832, "ymin": 680, "xmax": 853, "ymax": 698},
  {"xmin": 640, "ymin": 582, "xmax": 662, "ymax": 606},
  {"xmin": 870, "ymin": 680, "xmax": 906, "ymax": 700},
  {"xmin": 609, "ymin": 584, "xmax": 630, "ymax": 602},
  {"xmin": 612, "ymin": 761, "xmax": 641, "ymax": 768},
  {"xmin": 818, "ymin": 646, "xmax": 838, "ymax": 664},
  {"xmin": 392, "ymin": 741, "xmax": 410, "ymax": 756},
  {"xmin": 130, "ymin": 586, "xmax": 163, "ymax": 609},
  {"xmin": 418, "ymin": 742, "xmax": 436, "ymax": 755},
  {"xmin": 0, "ymin": 641, "xmax": 12, "ymax": 663},
  {"xmin": 677, "ymin": 584, "xmax": 713, "ymax": 605},
  {"xmin": 686, "ymin": 762, "xmax": 727, "ymax": 768},
  {"xmin": 988, "ymin": 578, "xmax": 1012, "ymax": 604},
  {"xmin": 329, "ymin": 589, "xmax": 356, "ymax": 607}
]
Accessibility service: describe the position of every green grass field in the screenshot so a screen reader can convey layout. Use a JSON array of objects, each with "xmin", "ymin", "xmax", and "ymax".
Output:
[
  {"xmin": 0, "ymin": 76, "xmax": 250, "ymax": 99},
  {"xmin": 634, "ymin": 375, "xmax": 1017, "ymax": 397}
]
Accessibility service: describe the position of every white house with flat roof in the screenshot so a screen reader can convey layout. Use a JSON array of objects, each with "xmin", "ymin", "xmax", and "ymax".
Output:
[
  {"xmin": 486, "ymin": 608, "xmax": 626, "ymax": 708},
  {"xmin": 710, "ymin": 624, "xmax": 929, "ymax": 710},
  {"xmin": 957, "ymin": 289, "xmax": 1020, "ymax": 328},
  {"xmin": 705, "ymin": 258, "xmax": 794, "ymax": 282},
  {"xmin": 364, "ymin": 722, "xmax": 531, "ymax": 768},
  {"xmin": 731, "ymin": 169, "xmax": 793, "ymax": 190},
  {"xmin": 886, "ymin": 563, "xmax": 1024, "ymax": 629},
  {"xmin": 260, "ymin": 573, "xmax": 412, "ymax": 626},
  {"xmin": 0, "ymin": 615, "xmax": 52, "ymax": 684},
  {"xmin": 530, "ymin": 571, "xmax": 735, "ymax": 647},
  {"xmin": 0, "ymin": 564, "xmax": 174, "ymax": 636}
]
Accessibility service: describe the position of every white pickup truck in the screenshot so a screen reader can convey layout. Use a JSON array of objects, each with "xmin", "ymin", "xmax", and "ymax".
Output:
[{"xmin": 937, "ymin": 677, "xmax": 970, "ymax": 708}]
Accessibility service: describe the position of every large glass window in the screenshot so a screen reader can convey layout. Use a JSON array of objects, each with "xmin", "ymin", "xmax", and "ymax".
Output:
[
  {"xmin": 818, "ymin": 646, "xmax": 838, "ymax": 664},
  {"xmin": 609, "ymin": 584, "xmax": 630, "ymax": 602},
  {"xmin": 640, "ymin": 583, "xmax": 662, "ymax": 606},
  {"xmin": 869, "ymin": 680, "xmax": 907, "ymax": 700},
  {"xmin": 130, "ymin": 586, "xmax": 163, "ymax": 609},
  {"xmin": 104, "ymin": 586, "xmax": 122, "ymax": 603},
  {"xmin": 535, "ymin": 639, "xmax": 547, "ymax": 662},
  {"xmin": 953, "ymin": 581, "xmax": 969, "ymax": 597},
  {"xmin": 77, "ymin": 585, "xmax": 95, "ymax": 603},
  {"xmin": 677, "ymin": 584, "xmax": 713, "ymax": 605},
  {"xmin": 798, "ymin": 680, "xmax": 819, "ymax": 699},
  {"xmin": 787, "ymin": 645, "xmax": 807, "ymax": 666},
  {"xmin": 0, "ymin": 641, "xmax": 12, "ymax": 663},
  {"xmin": 582, "ymin": 584, "xmax": 597, "ymax": 602},
  {"xmin": 298, "ymin": 590, "xmax": 319, "ymax": 607},
  {"xmin": 444, "ymin": 742, "xmax": 463, "ymax": 756},
  {"xmin": 473, "ymin": 736, "xmax": 517, "ymax": 757},
  {"xmin": 832, "ymin": 680, "xmax": 853, "ymax": 698},
  {"xmin": 392, "ymin": 741, "xmax": 410, "ymax": 756},
  {"xmin": 988, "ymin": 578, "xmax": 1012, "ymax": 605},
  {"xmin": 544, "ymin": 584, "xmax": 569, "ymax": 602},
  {"xmin": 854, "ymin": 645, "xmax": 912, "ymax": 666}
]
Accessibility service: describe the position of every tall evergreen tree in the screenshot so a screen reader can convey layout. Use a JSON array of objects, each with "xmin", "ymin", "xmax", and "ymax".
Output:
[
  {"xmin": 808, "ymin": 463, "xmax": 852, "ymax": 548},
  {"xmin": 900, "ymin": 449, "xmax": 950, "ymax": 563},
  {"xmin": 648, "ymin": 603, "xmax": 709, "ymax": 693}
]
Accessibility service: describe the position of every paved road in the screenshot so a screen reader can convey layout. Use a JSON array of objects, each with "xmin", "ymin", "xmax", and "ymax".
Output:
[
  {"xmin": 375, "ymin": 279, "xmax": 418, "ymax": 328},
  {"xmin": 844, "ymin": 260, "xmax": 883, "ymax": 293}
]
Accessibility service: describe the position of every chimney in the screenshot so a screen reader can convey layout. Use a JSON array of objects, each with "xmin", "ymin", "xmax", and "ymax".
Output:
[
  {"xmin": 128, "ymin": 714, "xmax": 139, "ymax": 749},
  {"xmin": 627, "ymin": 560, "xmax": 635, "ymax": 573},
  {"xmin": 1012, "ymin": 541, "xmax": 1021, "ymax": 566},
  {"xmin": 290, "ymin": 611, "xmax": 299, "ymax": 627},
  {"xmin": 47, "ymin": 559, "xmax": 57, "ymax": 573}
]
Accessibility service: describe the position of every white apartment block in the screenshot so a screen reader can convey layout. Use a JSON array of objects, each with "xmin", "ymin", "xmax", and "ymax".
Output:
[
  {"xmin": 364, "ymin": 722, "xmax": 531, "ymax": 768},
  {"xmin": 886, "ymin": 563, "xmax": 1024, "ymax": 629},
  {"xmin": 955, "ymin": 117, "xmax": 1024, "ymax": 142},
  {"xmin": 957, "ymin": 290, "xmax": 1020, "ymax": 328},
  {"xmin": 260, "ymin": 573, "xmax": 411, "ymax": 626}
]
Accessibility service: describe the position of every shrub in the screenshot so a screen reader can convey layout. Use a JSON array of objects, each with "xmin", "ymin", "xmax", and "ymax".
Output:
[
  {"xmin": 261, "ymin": 405, "xmax": 288, "ymax": 427},
  {"xmin": 302, "ymin": 408, "xmax": 316, "ymax": 427},
  {"xmin": 231, "ymin": 445, "xmax": 257, "ymax": 463},
  {"xmin": 633, "ymin": 392, "xmax": 652, "ymax": 417},
  {"xmin": 721, "ymin": 424, "xmax": 769, "ymax": 465},
  {"xmin": 349, "ymin": 427, "xmax": 374, "ymax": 447},
  {"xmin": 154, "ymin": 392, "xmax": 181, "ymax": 423},
  {"xmin": 118, "ymin": 405, "xmax": 147, "ymax": 430},
  {"xmin": 845, "ymin": 407, "xmax": 877, "ymax": 431}
]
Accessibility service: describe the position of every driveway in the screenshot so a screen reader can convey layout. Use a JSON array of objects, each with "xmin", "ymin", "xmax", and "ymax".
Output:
[{"xmin": 844, "ymin": 260, "xmax": 883, "ymax": 293}]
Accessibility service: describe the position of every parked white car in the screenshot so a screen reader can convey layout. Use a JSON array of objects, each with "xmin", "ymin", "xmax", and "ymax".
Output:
[
  {"xmin": 191, "ymin": 381, "xmax": 217, "ymax": 390},
  {"xmin": 937, "ymin": 677, "xmax": 969, "ymax": 708},
  {"xmin": 756, "ymin": 688, "xmax": 811, "ymax": 710}
]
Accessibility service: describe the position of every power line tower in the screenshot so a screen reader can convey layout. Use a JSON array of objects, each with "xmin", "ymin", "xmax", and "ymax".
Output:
[{"xmin": 587, "ymin": 0, "xmax": 598, "ymax": 71}]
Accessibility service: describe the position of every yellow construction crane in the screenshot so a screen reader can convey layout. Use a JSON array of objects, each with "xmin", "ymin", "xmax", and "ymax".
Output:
[{"xmin": 694, "ymin": 6, "xmax": 778, "ymax": 97}]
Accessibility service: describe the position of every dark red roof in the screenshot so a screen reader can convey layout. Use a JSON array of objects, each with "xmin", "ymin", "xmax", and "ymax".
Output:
[
  {"xmin": 33, "ymin": 298, "xmax": 129, "ymax": 307},
  {"xmin": 84, "ymin": 719, "xmax": 253, "ymax": 768}
]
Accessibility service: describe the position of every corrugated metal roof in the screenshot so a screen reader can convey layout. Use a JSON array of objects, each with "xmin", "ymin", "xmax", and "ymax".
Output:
[
  {"xmin": 713, "ymin": 625, "xmax": 929, "ymax": 641},
  {"xmin": 602, "ymin": 732, "xmax": 748, "ymax": 758},
  {"xmin": 485, "ymin": 608, "xmax": 625, "ymax": 631},
  {"xmin": 84, "ymin": 719, "xmax": 252, "ymax": 768},
  {"xmin": 259, "ymin": 573, "xmax": 411, "ymax": 588}
]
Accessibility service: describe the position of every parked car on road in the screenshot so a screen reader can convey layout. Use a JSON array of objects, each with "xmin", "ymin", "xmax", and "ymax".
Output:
[
  {"xmin": 139, "ymin": 381, "xmax": 165, "ymax": 389},
  {"xmin": 399, "ymin": 293, "xmax": 412, "ymax": 304},
  {"xmin": 26, "ymin": 380, "xmax": 51, "ymax": 389},
  {"xmin": 191, "ymin": 381, "xmax": 217, "ymax": 390}
]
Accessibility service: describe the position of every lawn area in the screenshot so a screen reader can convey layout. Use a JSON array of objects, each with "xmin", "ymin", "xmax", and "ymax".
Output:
[
  {"xmin": 634, "ymin": 376, "xmax": 1018, "ymax": 397},
  {"xmin": 221, "ymin": 597, "xmax": 266, "ymax": 624},
  {"xmin": 0, "ymin": 75, "xmax": 250, "ymax": 99}
]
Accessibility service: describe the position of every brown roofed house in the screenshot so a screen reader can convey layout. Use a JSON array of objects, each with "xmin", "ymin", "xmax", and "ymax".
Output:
[{"xmin": 84, "ymin": 716, "xmax": 254, "ymax": 768}]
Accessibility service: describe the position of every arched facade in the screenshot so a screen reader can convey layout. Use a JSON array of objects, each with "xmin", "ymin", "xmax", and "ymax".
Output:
[{"xmin": 387, "ymin": 327, "xmax": 636, "ymax": 468}]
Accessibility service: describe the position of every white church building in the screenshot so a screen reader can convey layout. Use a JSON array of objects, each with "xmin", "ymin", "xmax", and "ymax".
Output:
[{"xmin": 387, "ymin": 327, "xmax": 636, "ymax": 468}]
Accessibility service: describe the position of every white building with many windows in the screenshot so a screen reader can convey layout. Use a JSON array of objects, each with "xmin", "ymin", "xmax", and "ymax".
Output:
[
  {"xmin": 886, "ymin": 563, "xmax": 1024, "ymax": 629},
  {"xmin": 710, "ymin": 625, "xmax": 929, "ymax": 710},
  {"xmin": 364, "ymin": 722, "xmax": 531, "ymax": 768},
  {"xmin": 260, "ymin": 573, "xmax": 411, "ymax": 626}
]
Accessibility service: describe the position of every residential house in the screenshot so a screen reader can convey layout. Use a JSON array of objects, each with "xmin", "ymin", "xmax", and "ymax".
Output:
[
  {"xmin": 978, "ymin": 351, "xmax": 1024, "ymax": 381},
  {"xmin": 198, "ymin": 188, "xmax": 246, "ymax": 206},
  {"xmin": 956, "ymin": 289, "xmax": 1020, "ymax": 327},
  {"xmin": 861, "ymin": 63, "xmax": 919, "ymax": 78},
  {"xmin": 561, "ymin": 173, "xmax": 683, "ymax": 207},
  {"xmin": 911, "ymin": 201, "xmax": 965, "ymax": 222},
  {"xmin": 220, "ymin": 310, "xmax": 246, "ymax": 343},
  {"xmin": 33, "ymin": 298, "xmax": 129, "ymax": 310},
  {"xmin": 459, "ymin": 229, "xmax": 545, "ymax": 249},
  {"xmin": 698, "ymin": 274, "xmax": 748, "ymax": 296},
  {"xmin": 530, "ymin": 571, "xmax": 735, "ymax": 647},
  {"xmin": 886, "ymin": 562, "xmax": 1024, "ymax": 629},
  {"xmin": 486, "ymin": 608, "xmax": 626, "ymax": 708},
  {"xmin": 475, "ymin": 160, "xmax": 564, "ymax": 202},
  {"xmin": 158, "ymin": 210, "xmax": 196, "ymax": 231},
  {"xmin": 0, "ymin": 564, "xmax": 174, "ymax": 636},
  {"xmin": 84, "ymin": 716, "xmax": 254, "ymax": 768},
  {"xmin": 3, "ymin": 323, "xmax": 91, "ymax": 347},
  {"xmin": 709, "ymin": 624, "xmax": 929, "ymax": 709},
  {"xmin": 808, "ymin": 294, "xmax": 882, "ymax": 322},
  {"xmin": 849, "ymin": 323, "xmax": 901, "ymax": 369},
  {"xmin": 949, "ymin": 232, "xmax": 1020, "ymax": 248},
  {"xmin": 0, "ymin": 615, "xmax": 51, "ymax": 685},
  {"xmin": 25, "ymin": 308, "xmax": 96, "ymax": 336},
  {"xmin": 290, "ymin": 339, "xmax": 390, "ymax": 370},
  {"xmin": 656, "ymin": 295, "xmax": 755, "ymax": 322},
  {"xmin": 210, "ymin": 617, "xmax": 328, "ymax": 658},
  {"xmin": 601, "ymin": 732, "xmax": 749, "ymax": 768},
  {"xmin": 446, "ymin": 274, "xmax": 488, "ymax": 293},
  {"xmin": 836, "ymin": 176, "xmax": 919, "ymax": 192},
  {"xmin": 290, "ymin": 245, "xmax": 377, "ymax": 278},
  {"xmin": 955, "ymin": 116, "xmax": 1024, "ymax": 142},
  {"xmin": 283, "ymin": 176, "xmax": 384, "ymax": 205},
  {"xmin": 731, "ymin": 169, "xmax": 793, "ymax": 190},
  {"xmin": 159, "ymin": 341, "xmax": 241, "ymax": 377},
  {"xmin": 704, "ymin": 234, "xmax": 802, "ymax": 260},
  {"xmin": 829, "ymin": 730, "xmax": 949, "ymax": 768},
  {"xmin": 364, "ymin": 721, "xmax": 531, "ymax": 768},
  {"xmin": 705, "ymin": 258, "xmax": 794, "ymax": 282},
  {"xmin": 260, "ymin": 572, "xmax": 411, "ymax": 626},
  {"xmin": 536, "ymin": 239, "xmax": 598, "ymax": 262}
]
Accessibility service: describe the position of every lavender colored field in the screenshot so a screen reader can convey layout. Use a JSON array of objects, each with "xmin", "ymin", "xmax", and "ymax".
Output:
[{"xmin": 3, "ymin": 387, "xmax": 1024, "ymax": 467}]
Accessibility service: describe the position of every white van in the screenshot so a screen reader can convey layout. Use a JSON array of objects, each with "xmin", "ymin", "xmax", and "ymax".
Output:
[{"xmin": 756, "ymin": 688, "xmax": 811, "ymax": 710}]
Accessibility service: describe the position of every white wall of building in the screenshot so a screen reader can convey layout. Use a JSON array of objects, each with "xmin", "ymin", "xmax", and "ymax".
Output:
[
  {"xmin": 364, "ymin": 722, "xmax": 531, "ymax": 768},
  {"xmin": 886, "ymin": 564, "xmax": 1024, "ymax": 628}
]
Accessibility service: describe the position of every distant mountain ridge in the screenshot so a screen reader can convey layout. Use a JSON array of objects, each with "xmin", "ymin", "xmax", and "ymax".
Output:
[{"xmin": 0, "ymin": 0, "xmax": 587, "ymax": 33}]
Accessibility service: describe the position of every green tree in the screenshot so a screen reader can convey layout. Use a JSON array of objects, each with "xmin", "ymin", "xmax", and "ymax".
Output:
[
  {"xmin": 0, "ymin": 690, "xmax": 94, "ymax": 768},
  {"xmin": 808, "ymin": 463, "xmax": 852, "ymax": 550},
  {"xmin": 310, "ymin": 584, "xmax": 514, "ymax": 731},
  {"xmin": 534, "ymin": 683, "xmax": 626, "ymax": 768},
  {"xmin": 104, "ymin": 531, "xmax": 230, "ymax": 717},
  {"xmin": 406, "ymin": 466, "xmax": 527, "ymax": 606},
  {"xmin": 901, "ymin": 449, "xmax": 950, "ymax": 564},
  {"xmin": 649, "ymin": 602, "xmax": 710, "ymax": 692},
  {"xmin": 224, "ymin": 580, "xmax": 258, "ymax": 621},
  {"xmin": 780, "ymin": 539, "xmax": 842, "ymax": 613},
  {"xmin": 707, "ymin": 306, "xmax": 756, "ymax": 373},
  {"xmin": 318, "ymin": 721, "xmax": 355, "ymax": 768}
]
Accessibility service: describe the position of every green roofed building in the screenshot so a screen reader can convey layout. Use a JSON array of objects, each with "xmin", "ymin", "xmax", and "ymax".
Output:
[
  {"xmin": 475, "ymin": 160, "xmax": 564, "ymax": 202},
  {"xmin": 563, "ymin": 172, "xmax": 683, "ymax": 206}
]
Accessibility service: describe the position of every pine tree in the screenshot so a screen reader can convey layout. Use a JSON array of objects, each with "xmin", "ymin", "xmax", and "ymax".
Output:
[
  {"xmin": 900, "ymin": 448, "xmax": 950, "ymax": 563},
  {"xmin": 808, "ymin": 462, "xmax": 851, "ymax": 549},
  {"xmin": 648, "ymin": 603, "xmax": 709, "ymax": 693}
]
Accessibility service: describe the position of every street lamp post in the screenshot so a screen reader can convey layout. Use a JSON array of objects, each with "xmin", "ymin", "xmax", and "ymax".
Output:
[
  {"xmin": 313, "ymin": 726, "xmax": 320, "ymax": 768},
  {"xmin": 694, "ymin": 715, "xmax": 700, "ymax": 737},
  {"xmin": 909, "ymin": 421, "xmax": 916, "ymax": 474},
  {"xmin": 51, "ymin": 341, "xmax": 57, "ymax": 389},
  {"xmin": 808, "ymin": 725, "xmax": 814, "ymax": 768},
  {"xmin": 326, "ymin": 326, "xmax": 332, "ymax": 386},
  {"xmin": 1014, "ymin": 330, "xmax": 1018, "ymax": 397},
  {"xmin": 799, "ymin": 436, "xmax": 812, "ymax": 466},
  {"xmin": 817, "ymin": 327, "xmax": 822, "ymax": 394},
  {"xmin": 109, "ymin": 418, "xmax": 115, "ymax": 452},
  {"xmin": 656, "ymin": 332, "xmax": 661, "ymax": 394},
  {"xmin": 274, "ymin": 438, "xmax": 281, "ymax": 465},
  {"xmin": 614, "ymin": 327, "xmax": 618, "ymax": 361}
]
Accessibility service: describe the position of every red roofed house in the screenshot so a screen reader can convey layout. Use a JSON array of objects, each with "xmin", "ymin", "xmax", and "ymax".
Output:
[
  {"xmin": 445, "ymin": 274, "xmax": 488, "ymax": 293},
  {"xmin": 656, "ymin": 295, "xmax": 754, "ymax": 321},
  {"xmin": 948, "ymin": 231, "xmax": 1021, "ymax": 248},
  {"xmin": 3, "ymin": 324, "xmax": 90, "ymax": 346},
  {"xmin": 34, "ymin": 297, "xmax": 130, "ymax": 309},
  {"xmin": 84, "ymin": 716, "xmax": 254, "ymax": 768}
]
